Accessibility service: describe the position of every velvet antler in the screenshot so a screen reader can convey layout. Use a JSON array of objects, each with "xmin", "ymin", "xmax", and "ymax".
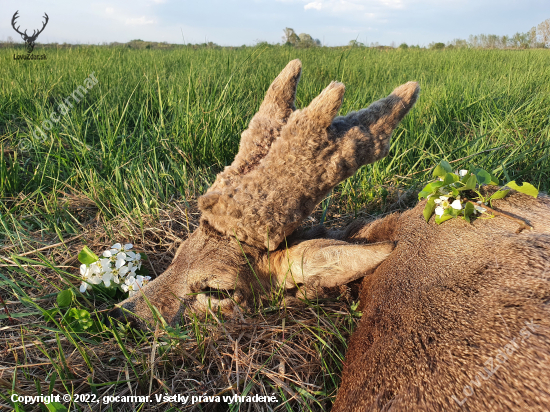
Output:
[{"xmin": 199, "ymin": 60, "xmax": 419, "ymax": 250}]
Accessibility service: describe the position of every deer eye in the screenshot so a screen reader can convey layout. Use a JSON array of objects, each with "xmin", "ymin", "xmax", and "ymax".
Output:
[{"xmin": 200, "ymin": 286, "xmax": 235, "ymax": 300}]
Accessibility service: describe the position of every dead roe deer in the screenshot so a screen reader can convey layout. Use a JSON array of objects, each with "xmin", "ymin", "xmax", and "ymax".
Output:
[{"xmin": 111, "ymin": 59, "xmax": 550, "ymax": 411}]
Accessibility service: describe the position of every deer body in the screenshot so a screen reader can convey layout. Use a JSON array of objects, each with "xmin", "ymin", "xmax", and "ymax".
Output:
[
  {"xmin": 333, "ymin": 192, "xmax": 550, "ymax": 411},
  {"xmin": 110, "ymin": 59, "xmax": 550, "ymax": 410}
]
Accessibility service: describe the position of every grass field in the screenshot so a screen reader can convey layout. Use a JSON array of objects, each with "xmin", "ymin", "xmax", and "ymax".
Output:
[{"xmin": 1, "ymin": 45, "xmax": 550, "ymax": 411}]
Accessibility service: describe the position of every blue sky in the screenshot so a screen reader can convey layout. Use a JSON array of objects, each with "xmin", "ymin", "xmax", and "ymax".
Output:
[{"xmin": 1, "ymin": 0, "xmax": 548, "ymax": 46}]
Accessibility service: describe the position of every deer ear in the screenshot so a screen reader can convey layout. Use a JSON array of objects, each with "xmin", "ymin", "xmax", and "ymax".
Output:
[{"xmin": 275, "ymin": 239, "xmax": 394, "ymax": 289}]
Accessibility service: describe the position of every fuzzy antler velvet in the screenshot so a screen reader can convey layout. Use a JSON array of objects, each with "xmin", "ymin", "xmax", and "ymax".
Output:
[{"xmin": 199, "ymin": 60, "xmax": 419, "ymax": 250}]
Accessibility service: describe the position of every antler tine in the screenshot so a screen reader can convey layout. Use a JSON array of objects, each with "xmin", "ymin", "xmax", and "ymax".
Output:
[
  {"xmin": 36, "ymin": 13, "xmax": 49, "ymax": 36},
  {"xmin": 11, "ymin": 11, "xmax": 25, "ymax": 37},
  {"xmin": 208, "ymin": 59, "xmax": 302, "ymax": 193}
]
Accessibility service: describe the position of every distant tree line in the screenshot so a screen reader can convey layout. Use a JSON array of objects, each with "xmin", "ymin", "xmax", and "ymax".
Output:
[
  {"xmin": 427, "ymin": 18, "xmax": 550, "ymax": 50},
  {"xmin": 1, "ymin": 18, "xmax": 548, "ymax": 50}
]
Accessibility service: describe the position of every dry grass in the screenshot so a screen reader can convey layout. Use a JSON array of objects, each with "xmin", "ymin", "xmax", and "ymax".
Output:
[{"xmin": 0, "ymin": 197, "xmax": 367, "ymax": 411}]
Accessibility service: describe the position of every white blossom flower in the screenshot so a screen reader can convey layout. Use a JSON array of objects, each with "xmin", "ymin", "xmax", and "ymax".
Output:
[
  {"xmin": 127, "ymin": 261, "xmax": 140, "ymax": 274},
  {"xmin": 121, "ymin": 276, "xmax": 139, "ymax": 295},
  {"xmin": 136, "ymin": 275, "xmax": 151, "ymax": 288},
  {"xmin": 96, "ymin": 258, "xmax": 110, "ymax": 272},
  {"xmin": 434, "ymin": 195, "xmax": 462, "ymax": 216},
  {"xmin": 79, "ymin": 242, "xmax": 146, "ymax": 296},
  {"xmin": 80, "ymin": 263, "xmax": 90, "ymax": 278},
  {"xmin": 79, "ymin": 264, "xmax": 101, "ymax": 292},
  {"xmin": 125, "ymin": 250, "xmax": 141, "ymax": 262},
  {"xmin": 434, "ymin": 196, "xmax": 450, "ymax": 208},
  {"xmin": 79, "ymin": 264, "xmax": 92, "ymax": 292},
  {"xmin": 458, "ymin": 169, "xmax": 468, "ymax": 177}
]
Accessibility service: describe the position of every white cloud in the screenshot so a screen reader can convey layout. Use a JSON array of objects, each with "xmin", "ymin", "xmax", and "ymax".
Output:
[
  {"xmin": 380, "ymin": 0, "xmax": 405, "ymax": 9},
  {"xmin": 304, "ymin": 2, "xmax": 323, "ymax": 10},
  {"xmin": 302, "ymin": 0, "xmax": 413, "ymax": 13},
  {"xmin": 125, "ymin": 16, "xmax": 156, "ymax": 25},
  {"xmin": 105, "ymin": 7, "xmax": 115, "ymax": 14}
]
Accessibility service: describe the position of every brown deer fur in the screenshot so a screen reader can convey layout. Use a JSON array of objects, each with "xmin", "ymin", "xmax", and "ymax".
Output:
[{"xmin": 332, "ymin": 191, "xmax": 550, "ymax": 411}]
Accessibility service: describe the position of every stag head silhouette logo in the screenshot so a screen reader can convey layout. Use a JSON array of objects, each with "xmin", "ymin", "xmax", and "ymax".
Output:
[{"xmin": 11, "ymin": 11, "xmax": 49, "ymax": 54}]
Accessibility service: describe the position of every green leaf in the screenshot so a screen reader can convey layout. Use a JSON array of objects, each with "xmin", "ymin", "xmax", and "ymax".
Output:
[
  {"xmin": 463, "ymin": 202, "xmax": 475, "ymax": 223},
  {"xmin": 440, "ymin": 160, "xmax": 453, "ymax": 172},
  {"xmin": 448, "ymin": 207, "xmax": 461, "ymax": 217},
  {"xmin": 489, "ymin": 189, "xmax": 509, "ymax": 202},
  {"xmin": 435, "ymin": 213, "xmax": 454, "ymax": 224},
  {"xmin": 41, "ymin": 308, "xmax": 59, "ymax": 322},
  {"xmin": 432, "ymin": 160, "xmax": 453, "ymax": 178},
  {"xmin": 135, "ymin": 266, "xmax": 149, "ymax": 276},
  {"xmin": 433, "ymin": 161, "xmax": 452, "ymax": 178},
  {"xmin": 449, "ymin": 186, "xmax": 459, "ymax": 197},
  {"xmin": 434, "ymin": 206, "xmax": 460, "ymax": 224},
  {"xmin": 57, "ymin": 289, "xmax": 73, "ymax": 307},
  {"xmin": 506, "ymin": 181, "xmax": 539, "ymax": 198},
  {"xmin": 418, "ymin": 181, "xmax": 445, "ymax": 199},
  {"xmin": 423, "ymin": 198, "xmax": 436, "ymax": 222},
  {"xmin": 459, "ymin": 174, "xmax": 477, "ymax": 191},
  {"xmin": 443, "ymin": 172, "xmax": 459, "ymax": 185},
  {"xmin": 78, "ymin": 246, "xmax": 99, "ymax": 265},
  {"xmin": 474, "ymin": 169, "xmax": 492, "ymax": 185}
]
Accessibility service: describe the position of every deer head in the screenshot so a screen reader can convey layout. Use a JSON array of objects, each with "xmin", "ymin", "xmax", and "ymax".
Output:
[
  {"xmin": 11, "ymin": 11, "xmax": 49, "ymax": 54},
  {"xmin": 110, "ymin": 59, "xmax": 420, "ymax": 328}
]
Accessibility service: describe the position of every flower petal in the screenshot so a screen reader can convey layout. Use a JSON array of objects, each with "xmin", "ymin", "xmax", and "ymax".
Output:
[
  {"xmin": 99, "ymin": 258, "xmax": 111, "ymax": 270},
  {"xmin": 116, "ymin": 258, "xmax": 126, "ymax": 269},
  {"xmin": 103, "ymin": 250, "xmax": 112, "ymax": 258},
  {"xmin": 459, "ymin": 169, "xmax": 468, "ymax": 177},
  {"xmin": 435, "ymin": 206, "xmax": 445, "ymax": 216},
  {"xmin": 451, "ymin": 199, "xmax": 462, "ymax": 210},
  {"xmin": 80, "ymin": 282, "xmax": 88, "ymax": 293},
  {"xmin": 111, "ymin": 243, "xmax": 122, "ymax": 251},
  {"xmin": 124, "ymin": 243, "xmax": 133, "ymax": 250}
]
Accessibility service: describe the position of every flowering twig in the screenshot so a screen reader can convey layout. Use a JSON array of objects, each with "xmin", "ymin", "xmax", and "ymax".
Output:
[{"xmin": 419, "ymin": 160, "xmax": 539, "ymax": 225}]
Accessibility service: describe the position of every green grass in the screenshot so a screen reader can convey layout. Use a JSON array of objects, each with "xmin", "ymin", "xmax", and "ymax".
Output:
[{"xmin": 1, "ymin": 45, "xmax": 550, "ymax": 411}]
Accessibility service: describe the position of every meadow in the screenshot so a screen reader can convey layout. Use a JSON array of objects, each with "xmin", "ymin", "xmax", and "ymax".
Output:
[{"xmin": 1, "ymin": 45, "xmax": 550, "ymax": 411}]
